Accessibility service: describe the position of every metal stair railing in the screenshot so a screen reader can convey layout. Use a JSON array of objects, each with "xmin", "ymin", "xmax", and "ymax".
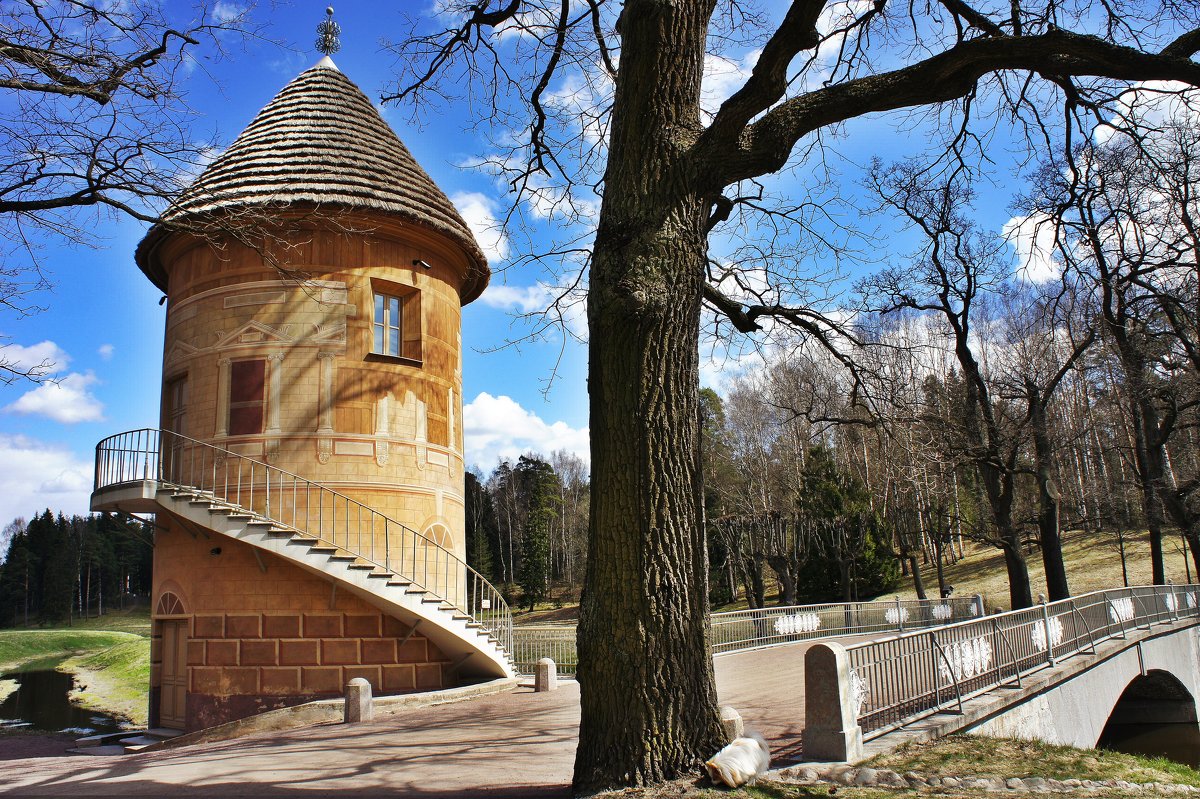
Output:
[{"xmin": 94, "ymin": 428, "xmax": 513, "ymax": 660}]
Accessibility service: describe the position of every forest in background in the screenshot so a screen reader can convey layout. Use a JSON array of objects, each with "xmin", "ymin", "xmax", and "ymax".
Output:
[
  {"xmin": 0, "ymin": 512, "xmax": 153, "ymax": 628},
  {"xmin": 466, "ymin": 121, "xmax": 1200, "ymax": 614}
]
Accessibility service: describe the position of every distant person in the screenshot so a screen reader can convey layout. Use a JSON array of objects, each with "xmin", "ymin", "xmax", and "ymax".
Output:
[{"xmin": 941, "ymin": 585, "xmax": 954, "ymax": 598}]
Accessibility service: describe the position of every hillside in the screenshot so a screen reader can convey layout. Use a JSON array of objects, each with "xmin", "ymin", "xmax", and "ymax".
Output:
[
  {"xmin": 892, "ymin": 526, "xmax": 1195, "ymax": 610},
  {"xmin": 513, "ymin": 526, "xmax": 1194, "ymax": 624}
]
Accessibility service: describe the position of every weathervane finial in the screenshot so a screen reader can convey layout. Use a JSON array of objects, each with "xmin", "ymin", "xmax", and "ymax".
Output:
[{"xmin": 316, "ymin": 7, "xmax": 341, "ymax": 56}]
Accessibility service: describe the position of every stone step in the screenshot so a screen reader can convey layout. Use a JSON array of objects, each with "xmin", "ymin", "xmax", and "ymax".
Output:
[
  {"xmin": 143, "ymin": 727, "xmax": 183, "ymax": 740},
  {"xmin": 73, "ymin": 731, "xmax": 130, "ymax": 748},
  {"xmin": 118, "ymin": 734, "xmax": 162, "ymax": 752},
  {"xmin": 66, "ymin": 745, "xmax": 128, "ymax": 757}
]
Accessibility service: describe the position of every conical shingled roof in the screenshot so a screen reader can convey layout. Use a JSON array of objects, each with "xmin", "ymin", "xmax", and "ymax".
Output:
[{"xmin": 136, "ymin": 57, "xmax": 489, "ymax": 301}]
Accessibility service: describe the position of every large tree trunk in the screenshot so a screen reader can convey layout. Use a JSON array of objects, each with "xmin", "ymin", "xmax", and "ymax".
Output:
[
  {"xmin": 574, "ymin": 0, "xmax": 725, "ymax": 791},
  {"xmin": 1029, "ymin": 389, "xmax": 1070, "ymax": 600}
]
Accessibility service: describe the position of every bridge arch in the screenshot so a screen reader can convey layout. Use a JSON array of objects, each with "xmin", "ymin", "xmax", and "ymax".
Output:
[
  {"xmin": 1097, "ymin": 669, "xmax": 1200, "ymax": 765},
  {"xmin": 963, "ymin": 627, "xmax": 1200, "ymax": 755}
]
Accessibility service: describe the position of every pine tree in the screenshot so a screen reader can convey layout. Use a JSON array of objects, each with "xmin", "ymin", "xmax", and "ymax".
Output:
[{"xmin": 516, "ymin": 456, "xmax": 558, "ymax": 611}]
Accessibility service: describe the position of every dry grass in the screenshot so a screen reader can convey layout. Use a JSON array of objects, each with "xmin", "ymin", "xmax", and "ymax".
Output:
[
  {"xmin": 869, "ymin": 735, "xmax": 1200, "ymax": 788},
  {"xmin": 518, "ymin": 526, "xmax": 1186, "ymax": 624},
  {"xmin": 891, "ymin": 527, "xmax": 1195, "ymax": 610},
  {"xmin": 593, "ymin": 777, "xmax": 892, "ymax": 799}
]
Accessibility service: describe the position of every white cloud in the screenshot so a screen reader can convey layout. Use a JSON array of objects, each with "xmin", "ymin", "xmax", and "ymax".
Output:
[
  {"xmin": 5, "ymin": 372, "xmax": 105, "ymax": 423},
  {"xmin": 701, "ymin": 50, "xmax": 760, "ymax": 119},
  {"xmin": 479, "ymin": 282, "xmax": 556, "ymax": 314},
  {"xmin": 478, "ymin": 280, "xmax": 589, "ymax": 340},
  {"xmin": 463, "ymin": 392, "xmax": 589, "ymax": 470},
  {"xmin": 451, "ymin": 191, "xmax": 509, "ymax": 264},
  {"xmin": 212, "ymin": 2, "xmax": 247, "ymax": 24},
  {"xmin": 1, "ymin": 339, "xmax": 70, "ymax": 376},
  {"xmin": 97, "ymin": 344, "xmax": 114, "ymax": 361},
  {"xmin": 0, "ymin": 435, "xmax": 92, "ymax": 526},
  {"xmin": 1004, "ymin": 213, "xmax": 1060, "ymax": 283},
  {"xmin": 1094, "ymin": 81, "xmax": 1200, "ymax": 144}
]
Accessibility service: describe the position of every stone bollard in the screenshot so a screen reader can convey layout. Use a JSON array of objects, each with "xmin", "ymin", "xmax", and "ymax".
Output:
[
  {"xmin": 720, "ymin": 705, "xmax": 744, "ymax": 742},
  {"xmin": 802, "ymin": 642, "xmax": 863, "ymax": 763},
  {"xmin": 344, "ymin": 677, "xmax": 373, "ymax": 723},
  {"xmin": 534, "ymin": 657, "xmax": 558, "ymax": 692}
]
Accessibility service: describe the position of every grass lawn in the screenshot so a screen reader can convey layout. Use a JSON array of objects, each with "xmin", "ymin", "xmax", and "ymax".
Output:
[
  {"xmin": 869, "ymin": 735, "xmax": 1200, "ymax": 788},
  {"xmin": 0, "ymin": 606, "xmax": 151, "ymax": 725},
  {"xmin": 597, "ymin": 735, "xmax": 1200, "ymax": 798},
  {"xmin": 891, "ymin": 526, "xmax": 1195, "ymax": 610}
]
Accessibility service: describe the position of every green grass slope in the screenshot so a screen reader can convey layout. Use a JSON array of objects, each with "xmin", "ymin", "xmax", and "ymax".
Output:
[{"xmin": 0, "ymin": 622, "xmax": 150, "ymax": 725}]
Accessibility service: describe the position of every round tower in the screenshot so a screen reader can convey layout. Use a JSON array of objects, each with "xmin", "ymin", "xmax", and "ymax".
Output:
[{"xmin": 126, "ymin": 54, "xmax": 495, "ymax": 731}]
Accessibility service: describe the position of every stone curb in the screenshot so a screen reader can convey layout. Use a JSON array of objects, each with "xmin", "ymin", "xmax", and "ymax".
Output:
[
  {"xmin": 145, "ymin": 677, "xmax": 520, "ymax": 752},
  {"xmin": 771, "ymin": 764, "xmax": 1200, "ymax": 794}
]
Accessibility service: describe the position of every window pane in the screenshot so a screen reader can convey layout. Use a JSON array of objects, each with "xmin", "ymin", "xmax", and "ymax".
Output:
[
  {"xmin": 389, "ymin": 327, "xmax": 400, "ymax": 356},
  {"xmin": 374, "ymin": 323, "xmax": 383, "ymax": 354},
  {"xmin": 374, "ymin": 293, "xmax": 384, "ymax": 322},
  {"xmin": 228, "ymin": 405, "xmax": 263, "ymax": 436},
  {"xmin": 229, "ymin": 360, "xmax": 265, "ymax": 403},
  {"xmin": 389, "ymin": 297, "xmax": 400, "ymax": 327}
]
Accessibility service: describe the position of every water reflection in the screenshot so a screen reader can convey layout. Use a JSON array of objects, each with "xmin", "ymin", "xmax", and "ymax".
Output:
[
  {"xmin": 1100, "ymin": 722, "xmax": 1200, "ymax": 768},
  {"xmin": 0, "ymin": 670, "xmax": 127, "ymax": 735}
]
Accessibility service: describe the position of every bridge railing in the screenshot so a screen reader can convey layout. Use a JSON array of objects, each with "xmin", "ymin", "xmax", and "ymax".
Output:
[
  {"xmin": 511, "ymin": 625, "xmax": 578, "ymax": 676},
  {"xmin": 845, "ymin": 584, "xmax": 1200, "ymax": 737},
  {"xmin": 710, "ymin": 595, "xmax": 983, "ymax": 654},
  {"xmin": 510, "ymin": 594, "xmax": 984, "ymax": 675}
]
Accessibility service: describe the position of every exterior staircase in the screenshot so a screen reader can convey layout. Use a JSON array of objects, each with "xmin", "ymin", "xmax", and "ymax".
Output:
[{"xmin": 91, "ymin": 429, "xmax": 514, "ymax": 680}]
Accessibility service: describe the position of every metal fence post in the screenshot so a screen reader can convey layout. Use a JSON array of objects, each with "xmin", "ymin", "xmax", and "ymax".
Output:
[{"xmin": 1040, "ymin": 594, "xmax": 1055, "ymax": 666}]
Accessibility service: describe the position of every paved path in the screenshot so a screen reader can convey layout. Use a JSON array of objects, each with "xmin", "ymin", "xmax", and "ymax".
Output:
[{"xmin": 1, "ymin": 644, "xmax": 815, "ymax": 797}]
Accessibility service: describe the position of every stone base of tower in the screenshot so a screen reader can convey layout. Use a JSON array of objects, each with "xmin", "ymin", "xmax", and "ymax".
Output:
[{"xmin": 149, "ymin": 520, "xmax": 457, "ymax": 732}]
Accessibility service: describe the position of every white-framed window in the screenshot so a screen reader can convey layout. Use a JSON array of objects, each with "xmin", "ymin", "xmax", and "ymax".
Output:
[{"xmin": 373, "ymin": 292, "xmax": 402, "ymax": 357}]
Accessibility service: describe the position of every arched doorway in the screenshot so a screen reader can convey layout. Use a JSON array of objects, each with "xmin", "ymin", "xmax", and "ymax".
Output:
[
  {"xmin": 1098, "ymin": 670, "xmax": 1200, "ymax": 767},
  {"xmin": 153, "ymin": 590, "xmax": 189, "ymax": 730}
]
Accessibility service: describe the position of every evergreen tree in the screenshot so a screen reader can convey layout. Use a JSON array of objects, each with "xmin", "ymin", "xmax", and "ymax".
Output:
[
  {"xmin": 465, "ymin": 470, "xmax": 498, "ymax": 581},
  {"xmin": 794, "ymin": 448, "xmax": 900, "ymax": 603},
  {"xmin": 516, "ymin": 455, "xmax": 558, "ymax": 611}
]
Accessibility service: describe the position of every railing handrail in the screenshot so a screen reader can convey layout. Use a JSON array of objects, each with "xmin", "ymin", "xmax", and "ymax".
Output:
[
  {"xmin": 709, "ymin": 596, "xmax": 979, "ymax": 621},
  {"xmin": 843, "ymin": 583, "xmax": 1200, "ymax": 736},
  {"xmin": 94, "ymin": 427, "xmax": 513, "ymax": 660},
  {"xmin": 844, "ymin": 584, "xmax": 1186, "ymax": 650}
]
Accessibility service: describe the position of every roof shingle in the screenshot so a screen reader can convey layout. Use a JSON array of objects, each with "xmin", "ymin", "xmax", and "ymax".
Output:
[{"xmin": 136, "ymin": 57, "xmax": 489, "ymax": 300}]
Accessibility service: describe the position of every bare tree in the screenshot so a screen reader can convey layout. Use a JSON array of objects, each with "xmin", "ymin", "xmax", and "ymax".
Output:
[
  {"xmin": 1028, "ymin": 128, "xmax": 1200, "ymax": 581},
  {"xmin": 0, "ymin": 0, "xmax": 259, "ymax": 381},
  {"xmin": 384, "ymin": 0, "xmax": 1200, "ymax": 789}
]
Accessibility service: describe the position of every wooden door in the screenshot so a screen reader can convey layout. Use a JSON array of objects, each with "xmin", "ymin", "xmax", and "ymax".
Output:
[{"xmin": 159, "ymin": 620, "xmax": 188, "ymax": 730}]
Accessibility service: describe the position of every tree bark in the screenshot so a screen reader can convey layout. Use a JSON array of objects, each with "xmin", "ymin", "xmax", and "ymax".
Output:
[
  {"xmin": 1029, "ymin": 386, "xmax": 1070, "ymax": 600},
  {"xmin": 574, "ymin": 0, "xmax": 725, "ymax": 791}
]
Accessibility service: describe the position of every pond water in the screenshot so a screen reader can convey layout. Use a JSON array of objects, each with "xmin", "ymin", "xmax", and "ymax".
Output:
[
  {"xmin": 0, "ymin": 669, "xmax": 127, "ymax": 736},
  {"xmin": 1100, "ymin": 722, "xmax": 1200, "ymax": 769}
]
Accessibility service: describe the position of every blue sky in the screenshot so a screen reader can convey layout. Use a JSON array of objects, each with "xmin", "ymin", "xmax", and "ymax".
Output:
[
  {"xmin": 0, "ymin": 1, "xmax": 1089, "ymax": 526},
  {"xmin": 0, "ymin": 3, "xmax": 602, "ymax": 525}
]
